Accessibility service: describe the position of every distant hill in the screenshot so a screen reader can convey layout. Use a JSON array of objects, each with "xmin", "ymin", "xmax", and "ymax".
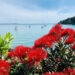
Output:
[{"xmin": 59, "ymin": 16, "xmax": 75, "ymax": 25}]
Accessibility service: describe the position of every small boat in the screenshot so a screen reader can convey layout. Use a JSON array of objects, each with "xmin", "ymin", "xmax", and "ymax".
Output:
[
  {"xmin": 29, "ymin": 25, "xmax": 31, "ymax": 28},
  {"xmin": 15, "ymin": 26, "xmax": 18, "ymax": 30},
  {"xmin": 41, "ymin": 26, "xmax": 44, "ymax": 29}
]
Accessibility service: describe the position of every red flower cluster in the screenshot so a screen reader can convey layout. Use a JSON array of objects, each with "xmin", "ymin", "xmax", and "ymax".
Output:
[
  {"xmin": 0, "ymin": 60, "xmax": 10, "ymax": 75},
  {"xmin": 65, "ymin": 36, "xmax": 75, "ymax": 44},
  {"xmin": 34, "ymin": 23, "xmax": 63, "ymax": 48},
  {"xmin": 28, "ymin": 48, "xmax": 47, "ymax": 61},
  {"xmin": 7, "ymin": 51, "xmax": 15, "ymax": 58},
  {"xmin": 71, "ymin": 43, "xmax": 75, "ymax": 50},
  {"xmin": 13, "ymin": 45, "xmax": 47, "ymax": 62},
  {"xmin": 61, "ymin": 28, "xmax": 75, "ymax": 37},
  {"xmin": 48, "ymin": 23, "xmax": 62, "ymax": 35},
  {"xmin": 42, "ymin": 68, "xmax": 75, "ymax": 75},
  {"xmin": 42, "ymin": 72, "xmax": 67, "ymax": 75},
  {"xmin": 34, "ymin": 34, "xmax": 53, "ymax": 48},
  {"xmin": 14, "ymin": 45, "xmax": 32, "ymax": 59},
  {"xmin": 26, "ymin": 48, "xmax": 47, "ymax": 68},
  {"xmin": 63, "ymin": 68, "xmax": 75, "ymax": 75},
  {"xmin": 42, "ymin": 72, "xmax": 51, "ymax": 75},
  {"xmin": 34, "ymin": 23, "xmax": 75, "ymax": 50}
]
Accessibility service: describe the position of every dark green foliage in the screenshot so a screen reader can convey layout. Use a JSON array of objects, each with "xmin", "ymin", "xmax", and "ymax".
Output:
[
  {"xmin": 41, "ymin": 41, "xmax": 75, "ymax": 73},
  {"xmin": 59, "ymin": 16, "xmax": 75, "ymax": 24},
  {"xmin": 10, "ymin": 63, "xmax": 30, "ymax": 75}
]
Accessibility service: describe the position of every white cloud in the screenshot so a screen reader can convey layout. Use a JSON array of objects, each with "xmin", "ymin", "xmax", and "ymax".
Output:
[
  {"xmin": 0, "ymin": 1, "xmax": 75, "ymax": 24},
  {"xmin": 57, "ymin": 7, "xmax": 75, "ymax": 21}
]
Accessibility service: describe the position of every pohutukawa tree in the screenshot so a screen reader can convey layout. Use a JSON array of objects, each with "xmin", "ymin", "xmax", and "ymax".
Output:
[{"xmin": 34, "ymin": 23, "xmax": 75, "ymax": 75}]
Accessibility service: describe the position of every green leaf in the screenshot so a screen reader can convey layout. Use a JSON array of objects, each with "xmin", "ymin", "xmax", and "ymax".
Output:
[
  {"xmin": 0, "ymin": 32, "xmax": 13, "ymax": 57},
  {"xmin": 4, "ymin": 32, "xmax": 13, "ymax": 43},
  {"xmin": 0, "ymin": 36, "xmax": 4, "ymax": 47}
]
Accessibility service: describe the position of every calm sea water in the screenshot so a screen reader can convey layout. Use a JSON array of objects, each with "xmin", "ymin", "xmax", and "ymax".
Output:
[{"xmin": 0, "ymin": 24, "xmax": 75, "ymax": 48}]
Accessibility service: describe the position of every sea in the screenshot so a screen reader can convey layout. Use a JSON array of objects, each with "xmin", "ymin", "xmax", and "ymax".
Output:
[{"xmin": 0, "ymin": 24, "xmax": 75, "ymax": 48}]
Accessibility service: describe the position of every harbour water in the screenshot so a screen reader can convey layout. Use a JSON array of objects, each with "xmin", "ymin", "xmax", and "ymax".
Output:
[{"xmin": 0, "ymin": 24, "xmax": 75, "ymax": 48}]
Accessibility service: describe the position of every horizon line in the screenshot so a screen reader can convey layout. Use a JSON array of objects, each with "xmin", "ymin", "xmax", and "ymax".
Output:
[{"xmin": 0, "ymin": 23, "xmax": 56, "ymax": 25}]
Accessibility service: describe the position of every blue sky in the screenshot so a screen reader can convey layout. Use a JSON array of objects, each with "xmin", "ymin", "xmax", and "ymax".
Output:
[{"xmin": 0, "ymin": 0, "xmax": 75, "ymax": 23}]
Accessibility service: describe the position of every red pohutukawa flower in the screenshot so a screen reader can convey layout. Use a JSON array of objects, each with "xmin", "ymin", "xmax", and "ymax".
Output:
[
  {"xmin": 70, "ymin": 43, "xmax": 75, "ymax": 50},
  {"xmin": 28, "ymin": 48, "xmax": 47, "ymax": 62},
  {"xmin": 42, "ymin": 72, "xmax": 68, "ymax": 75},
  {"xmin": 34, "ymin": 34, "xmax": 59, "ymax": 48},
  {"xmin": 14, "ymin": 45, "xmax": 32, "ymax": 59},
  {"xmin": 34, "ymin": 37, "xmax": 42, "ymax": 47},
  {"xmin": 61, "ymin": 28, "xmax": 75, "ymax": 37},
  {"xmin": 42, "ymin": 68, "xmax": 75, "ymax": 75},
  {"xmin": 34, "ymin": 24, "xmax": 65, "ymax": 48},
  {"xmin": 34, "ymin": 34, "xmax": 53, "ymax": 48},
  {"xmin": 48, "ymin": 23, "xmax": 62, "ymax": 35},
  {"xmin": 7, "ymin": 51, "xmax": 15, "ymax": 58},
  {"xmin": 64, "ymin": 36, "xmax": 75, "ymax": 44},
  {"xmin": 42, "ymin": 72, "xmax": 51, "ymax": 75},
  {"xmin": 48, "ymin": 23, "xmax": 62, "ymax": 39},
  {"xmin": 0, "ymin": 60, "xmax": 10, "ymax": 75},
  {"xmin": 48, "ymin": 35, "xmax": 58, "ymax": 43},
  {"xmin": 40, "ymin": 35, "xmax": 53, "ymax": 47},
  {"xmin": 63, "ymin": 68, "xmax": 75, "ymax": 75}
]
